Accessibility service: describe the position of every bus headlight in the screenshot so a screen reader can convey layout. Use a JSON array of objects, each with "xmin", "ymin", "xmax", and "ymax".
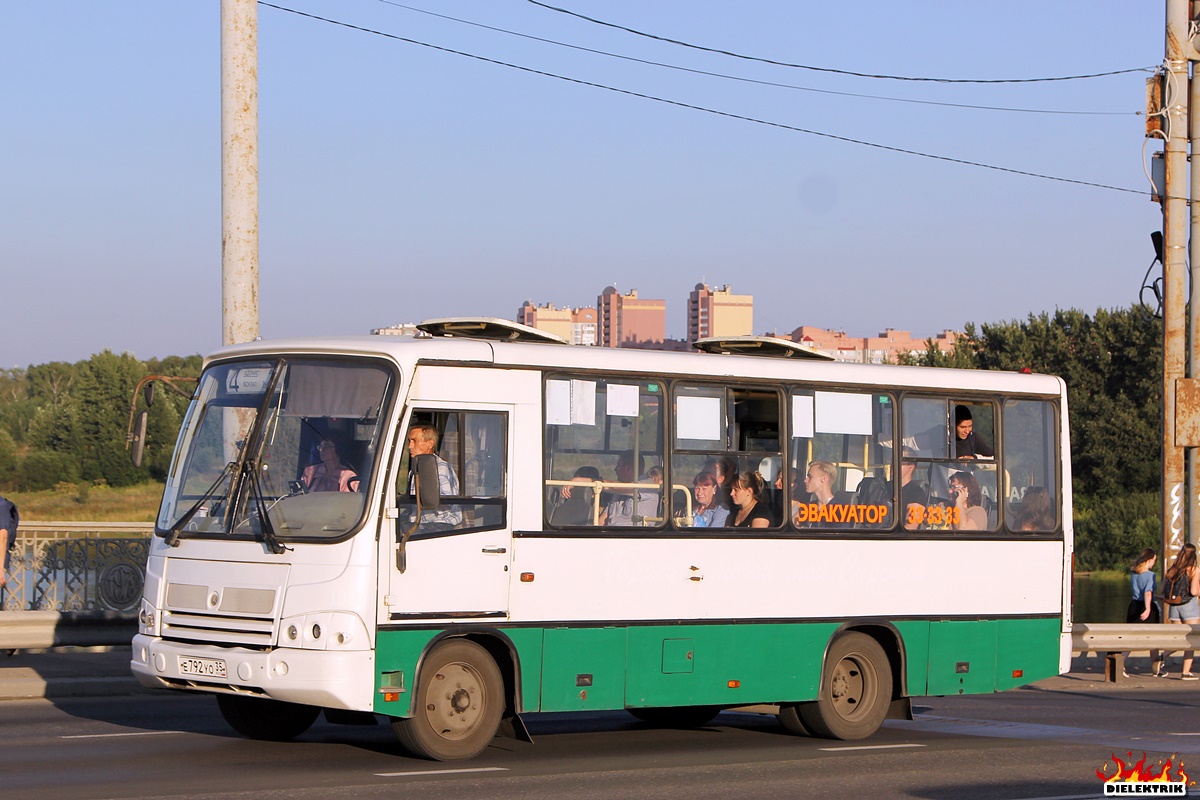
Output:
[{"xmin": 279, "ymin": 612, "xmax": 368, "ymax": 650}]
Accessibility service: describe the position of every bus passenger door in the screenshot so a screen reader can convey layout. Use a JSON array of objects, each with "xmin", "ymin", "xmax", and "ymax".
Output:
[{"xmin": 384, "ymin": 407, "xmax": 512, "ymax": 619}]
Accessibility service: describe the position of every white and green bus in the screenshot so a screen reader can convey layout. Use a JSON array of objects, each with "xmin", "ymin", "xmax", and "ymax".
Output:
[{"xmin": 131, "ymin": 318, "xmax": 1071, "ymax": 761}]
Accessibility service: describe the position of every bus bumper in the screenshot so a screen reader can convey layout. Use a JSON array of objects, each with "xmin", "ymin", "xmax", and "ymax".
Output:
[{"xmin": 131, "ymin": 634, "xmax": 375, "ymax": 712}]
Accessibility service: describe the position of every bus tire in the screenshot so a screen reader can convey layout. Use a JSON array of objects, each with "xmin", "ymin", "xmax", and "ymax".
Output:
[
  {"xmin": 216, "ymin": 694, "xmax": 320, "ymax": 741},
  {"xmin": 797, "ymin": 632, "xmax": 892, "ymax": 741},
  {"xmin": 392, "ymin": 639, "xmax": 505, "ymax": 761},
  {"xmin": 776, "ymin": 703, "xmax": 812, "ymax": 736},
  {"xmin": 627, "ymin": 706, "xmax": 721, "ymax": 728}
]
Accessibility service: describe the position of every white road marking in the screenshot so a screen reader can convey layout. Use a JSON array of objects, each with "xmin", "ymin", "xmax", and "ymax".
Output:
[
  {"xmin": 818, "ymin": 743, "xmax": 926, "ymax": 752},
  {"xmin": 62, "ymin": 730, "xmax": 183, "ymax": 739},
  {"xmin": 375, "ymin": 767, "xmax": 510, "ymax": 778}
]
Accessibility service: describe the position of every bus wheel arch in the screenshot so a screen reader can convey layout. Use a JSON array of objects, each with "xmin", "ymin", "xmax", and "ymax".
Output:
[
  {"xmin": 392, "ymin": 637, "xmax": 507, "ymax": 761},
  {"xmin": 795, "ymin": 629, "xmax": 895, "ymax": 741}
]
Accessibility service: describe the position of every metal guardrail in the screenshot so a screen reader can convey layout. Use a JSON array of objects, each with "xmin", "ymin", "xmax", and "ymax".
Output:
[
  {"xmin": 1072, "ymin": 622, "xmax": 1200, "ymax": 652},
  {"xmin": 1071, "ymin": 622, "xmax": 1200, "ymax": 683},
  {"xmin": 2, "ymin": 522, "xmax": 152, "ymax": 613},
  {"xmin": 0, "ymin": 611, "xmax": 137, "ymax": 649}
]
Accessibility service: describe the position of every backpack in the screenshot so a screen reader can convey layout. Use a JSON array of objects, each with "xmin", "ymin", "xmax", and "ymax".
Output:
[{"xmin": 1165, "ymin": 569, "xmax": 1192, "ymax": 605}]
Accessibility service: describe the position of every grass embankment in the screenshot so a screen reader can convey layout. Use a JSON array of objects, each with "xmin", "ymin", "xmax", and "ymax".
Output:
[{"xmin": 7, "ymin": 481, "xmax": 164, "ymax": 522}]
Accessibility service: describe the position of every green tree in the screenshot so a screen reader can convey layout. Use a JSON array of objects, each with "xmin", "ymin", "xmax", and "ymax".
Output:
[
  {"xmin": 923, "ymin": 307, "xmax": 1162, "ymax": 569},
  {"xmin": 73, "ymin": 351, "xmax": 149, "ymax": 487}
]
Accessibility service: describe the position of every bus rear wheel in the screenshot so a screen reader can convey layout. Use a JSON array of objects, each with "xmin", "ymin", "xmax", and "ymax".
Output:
[
  {"xmin": 216, "ymin": 694, "xmax": 320, "ymax": 741},
  {"xmin": 797, "ymin": 632, "xmax": 892, "ymax": 740},
  {"xmin": 392, "ymin": 639, "xmax": 505, "ymax": 761}
]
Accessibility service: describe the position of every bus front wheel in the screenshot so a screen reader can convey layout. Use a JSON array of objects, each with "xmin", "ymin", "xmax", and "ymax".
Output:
[
  {"xmin": 797, "ymin": 632, "xmax": 892, "ymax": 740},
  {"xmin": 392, "ymin": 639, "xmax": 505, "ymax": 761},
  {"xmin": 216, "ymin": 694, "xmax": 320, "ymax": 741}
]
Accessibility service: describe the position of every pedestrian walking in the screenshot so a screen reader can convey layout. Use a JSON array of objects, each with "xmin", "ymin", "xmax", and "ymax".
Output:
[
  {"xmin": 1160, "ymin": 542, "xmax": 1200, "ymax": 680},
  {"xmin": 1126, "ymin": 548, "xmax": 1162, "ymax": 677}
]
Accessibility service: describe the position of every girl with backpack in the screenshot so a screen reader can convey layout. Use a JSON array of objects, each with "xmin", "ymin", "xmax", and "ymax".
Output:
[
  {"xmin": 1126, "ymin": 549, "xmax": 1162, "ymax": 676},
  {"xmin": 1160, "ymin": 542, "xmax": 1200, "ymax": 680}
]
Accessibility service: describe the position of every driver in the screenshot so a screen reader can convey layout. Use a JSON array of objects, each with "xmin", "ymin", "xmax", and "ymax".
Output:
[{"xmin": 301, "ymin": 439, "xmax": 358, "ymax": 492}]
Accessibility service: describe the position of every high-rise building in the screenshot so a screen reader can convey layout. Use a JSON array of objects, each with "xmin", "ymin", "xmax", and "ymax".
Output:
[
  {"xmin": 517, "ymin": 301, "xmax": 598, "ymax": 345},
  {"xmin": 687, "ymin": 283, "xmax": 753, "ymax": 343},
  {"xmin": 597, "ymin": 287, "xmax": 666, "ymax": 347},
  {"xmin": 788, "ymin": 325, "xmax": 957, "ymax": 364}
]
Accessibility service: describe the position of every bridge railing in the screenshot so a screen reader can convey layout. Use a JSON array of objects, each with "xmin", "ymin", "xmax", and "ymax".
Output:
[{"xmin": 1, "ymin": 522, "xmax": 152, "ymax": 613}]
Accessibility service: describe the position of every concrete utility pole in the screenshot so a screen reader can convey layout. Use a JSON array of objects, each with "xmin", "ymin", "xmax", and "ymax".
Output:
[
  {"xmin": 221, "ymin": 0, "xmax": 259, "ymax": 347},
  {"xmin": 1189, "ymin": 1, "xmax": 1200, "ymax": 550}
]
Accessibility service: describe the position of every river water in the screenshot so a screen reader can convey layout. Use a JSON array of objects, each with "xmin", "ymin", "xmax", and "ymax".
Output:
[{"xmin": 1073, "ymin": 572, "xmax": 1132, "ymax": 623}]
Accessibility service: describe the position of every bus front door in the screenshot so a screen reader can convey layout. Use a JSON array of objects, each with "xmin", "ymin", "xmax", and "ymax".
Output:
[{"xmin": 384, "ymin": 405, "xmax": 512, "ymax": 620}]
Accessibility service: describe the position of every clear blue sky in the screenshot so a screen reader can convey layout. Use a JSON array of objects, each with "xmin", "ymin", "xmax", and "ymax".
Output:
[{"xmin": 1, "ymin": 1, "xmax": 1164, "ymax": 367}]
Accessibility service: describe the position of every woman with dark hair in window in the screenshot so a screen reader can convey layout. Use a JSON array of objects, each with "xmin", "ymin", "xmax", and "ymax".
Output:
[
  {"xmin": 953, "ymin": 405, "xmax": 993, "ymax": 459},
  {"xmin": 1013, "ymin": 486, "xmax": 1054, "ymax": 531},
  {"xmin": 948, "ymin": 470, "xmax": 986, "ymax": 531},
  {"xmin": 729, "ymin": 471, "xmax": 771, "ymax": 528}
]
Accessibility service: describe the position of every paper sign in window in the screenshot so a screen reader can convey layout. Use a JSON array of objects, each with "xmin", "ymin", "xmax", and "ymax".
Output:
[
  {"xmin": 815, "ymin": 391, "xmax": 873, "ymax": 435},
  {"xmin": 606, "ymin": 383, "xmax": 640, "ymax": 417},
  {"xmin": 571, "ymin": 380, "xmax": 597, "ymax": 426},
  {"xmin": 676, "ymin": 395, "xmax": 722, "ymax": 441},
  {"xmin": 546, "ymin": 380, "xmax": 571, "ymax": 426},
  {"xmin": 792, "ymin": 395, "xmax": 815, "ymax": 438}
]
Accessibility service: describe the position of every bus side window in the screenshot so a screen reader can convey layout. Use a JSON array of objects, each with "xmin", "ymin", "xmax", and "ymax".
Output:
[
  {"xmin": 1003, "ymin": 399, "xmax": 1058, "ymax": 533},
  {"xmin": 398, "ymin": 410, "xmax": 507, "ymax": 534},
  {"xmin": 792, "ymin": 390, "xmax": 895, "ymax": 531},
  {"xmin": 544, "ymin": 376, "xmax": 664, "ymax": 530}
]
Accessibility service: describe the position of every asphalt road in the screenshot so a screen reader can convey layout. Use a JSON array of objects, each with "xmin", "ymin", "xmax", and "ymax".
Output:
[{"xmin": 6, "ymin": 677, "xmax": 1200, "ymax": 800}]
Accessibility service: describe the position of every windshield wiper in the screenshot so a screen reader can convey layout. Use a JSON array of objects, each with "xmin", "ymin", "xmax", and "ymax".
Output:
[
  {"xmin": 245, "ymin": 458, "xmax": 290, "ymax": 555},
  {"xmin": 164, "ymin": 461, "xmax": 236, "ymax": 547}
]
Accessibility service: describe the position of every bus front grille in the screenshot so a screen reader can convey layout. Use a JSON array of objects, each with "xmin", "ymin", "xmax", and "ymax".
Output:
[{"xmin": 161, "ymin": 610, "xmax": 276, "ymax": 646}]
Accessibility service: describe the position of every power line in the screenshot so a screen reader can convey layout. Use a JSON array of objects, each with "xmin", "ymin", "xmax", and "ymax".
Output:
[
  {"xmin": 526, "ymin": 0, "xmax": 1155, "ymax": 85},
  {"xmin": 372, "ymin": 0, "xmax": 1134, "ymax": 116},
  {"xmin": 258, "ymin": 2, "xmax": 1147, "ymax": 196}
]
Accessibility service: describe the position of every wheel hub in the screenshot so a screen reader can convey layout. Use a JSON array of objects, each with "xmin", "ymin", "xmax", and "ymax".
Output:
[
  {"xmin": 425, "ymin": 663, "xmax": 484, "ymax": 740},
  {"xmin": 831, "ymin": 658, "xmax": 865, "ymax": 719}
]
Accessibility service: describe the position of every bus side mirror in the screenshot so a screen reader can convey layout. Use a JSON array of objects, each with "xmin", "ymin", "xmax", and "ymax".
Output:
[
  {"xmin": 130, "ymin": 410, "xmax": 149, "ymax": 468},
  {"xmin": 412, "ymin": 454, "xmax": 442, "ymax": 509}
]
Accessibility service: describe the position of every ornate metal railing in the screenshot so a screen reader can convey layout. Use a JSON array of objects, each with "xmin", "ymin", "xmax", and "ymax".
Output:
[{"xmin": 1, "ymin": 522, "xmax": 152, "ymax": 613}]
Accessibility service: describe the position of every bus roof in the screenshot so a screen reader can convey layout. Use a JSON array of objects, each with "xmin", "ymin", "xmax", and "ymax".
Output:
[{"xmin": 206, "ymin": 333, "xmax": 1066, "ymax": 397}]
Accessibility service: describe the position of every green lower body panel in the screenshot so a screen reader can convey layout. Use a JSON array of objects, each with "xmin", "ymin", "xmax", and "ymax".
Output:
[{"xmin": 372, "ymin": 617, "xmax": 1063, "ymax": 716}]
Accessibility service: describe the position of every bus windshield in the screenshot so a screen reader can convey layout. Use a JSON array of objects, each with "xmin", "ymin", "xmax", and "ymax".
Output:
[{"xmin": 157, "ymin": 358, "xmax": 392, "ymax": 542}]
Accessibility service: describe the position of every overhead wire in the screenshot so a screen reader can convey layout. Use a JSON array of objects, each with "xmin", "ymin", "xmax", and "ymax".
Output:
[
  {"xmin": 259, "ymin": 2, "xmax": 1149, "ymax": 197},
  {"xmin": 372, "ymin": 0, "xmax": 1134, "ymax": 117},
  {"xmin": 524, "ymin": 0, "xmax": 1156, "ymax": 84}
]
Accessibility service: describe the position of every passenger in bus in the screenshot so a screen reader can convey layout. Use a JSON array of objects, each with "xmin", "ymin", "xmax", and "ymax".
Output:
[
  {"xmin": 890, "ymin": 449, "xmax": 928, "ymax": 530},
  {"xmin": 1012, "ymin": 486, "xmax": 1054, "ymax": 531},
  {"xmin": 549, "ymin": 466, "xmax": 602, "ymax": 526},
  {"xmin": 793, "ymin": 461, "xmax": 853, "ymax": 528},
  {"xmin": 953, "ymin": 406, "xmax": 993, "ymax": 459},
  {"xmin": 948, "ymin": 471, "xmax": 987, "ymax": 531},
  {"xmin": 729, "ymin": 471, "xmax": 772, "ymax": 528},
  {"xmin": 598, "ymin": 451, "xmax": 659, "ymax": 526},
  {"xmin": 852, "ymin": 476, "xmax": 892, "ymax": 530},
  {"xmin": 301, "ymin": 439, "xmax": 358, "ymax": 492},
  {"xmin": 704, "ymin": 456, "xmax": 739, "ymax": 512},
  {"xmin": 406, "ymin": 424, "xmax": 463, "ymax": 531},
  {"xmin": 689, "ymin": 471, "xmax": 729, "ymax": 528}
]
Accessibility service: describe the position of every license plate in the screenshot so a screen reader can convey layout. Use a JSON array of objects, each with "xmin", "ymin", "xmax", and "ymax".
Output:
[{"xmin": 178, "ymin": 656, "xmax": 227, "ymax": 678}]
